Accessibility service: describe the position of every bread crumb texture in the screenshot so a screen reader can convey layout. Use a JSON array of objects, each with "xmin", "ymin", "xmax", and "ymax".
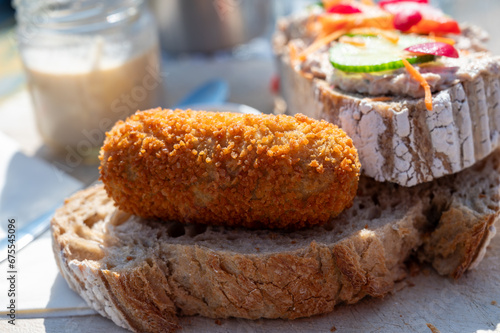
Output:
[{"xmin": 99, "ymin": 109, "xmax": 360, "ymax": 229}]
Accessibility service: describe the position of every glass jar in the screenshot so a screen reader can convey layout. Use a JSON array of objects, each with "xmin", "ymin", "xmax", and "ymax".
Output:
[{"xmin": 14, "ymin": 0, "xmax": 161, "ymax": 164}]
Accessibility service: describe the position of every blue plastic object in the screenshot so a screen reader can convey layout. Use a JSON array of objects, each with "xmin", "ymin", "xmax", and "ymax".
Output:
[{"xmin": 174, "ymin": 78, "xmax": 229, "ymax": 108}]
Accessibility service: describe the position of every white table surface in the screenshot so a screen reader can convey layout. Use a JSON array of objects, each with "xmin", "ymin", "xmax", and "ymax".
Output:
[{"xmin": 1, "ymin": 21, "xmax": 500, "ymax": 333}]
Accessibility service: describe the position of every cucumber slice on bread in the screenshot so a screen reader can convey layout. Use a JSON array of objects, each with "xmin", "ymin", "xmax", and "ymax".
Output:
[{"xmin": 330, "ymin": 34, "xmax": 435, "ymax": 72}]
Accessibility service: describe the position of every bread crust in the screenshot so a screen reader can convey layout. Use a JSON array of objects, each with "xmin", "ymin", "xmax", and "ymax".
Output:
[
  {"xmin": 52, "ymin": 185, "xmax": 416, "ymax": 332},
  {"xmin": 52, "ymin": 150, "xmax": 500, "ymax": 333}
]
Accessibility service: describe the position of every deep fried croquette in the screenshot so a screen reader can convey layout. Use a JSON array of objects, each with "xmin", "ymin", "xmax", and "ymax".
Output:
[{"xmin": 99, "ymin": 108, "xmax": 360, "ymax": 229}]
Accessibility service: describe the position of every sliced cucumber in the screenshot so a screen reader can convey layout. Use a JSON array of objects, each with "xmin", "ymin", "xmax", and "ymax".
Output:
[{"xmin": 330, "ymin": 35, "xmax": 435, "ymax": 73}]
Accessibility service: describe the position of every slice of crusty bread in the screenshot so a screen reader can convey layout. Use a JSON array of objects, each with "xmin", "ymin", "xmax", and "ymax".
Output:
[
  {"xmin": 51, "ymin": 150, "xmax": 500, "ymax": 333},
  {"xmin": 273, "ymin": 21, "xmax": 500, "ymax": 187},
  {"xmin": 280, "ymin": 63, "xmax": 500, "ymax": 187}
]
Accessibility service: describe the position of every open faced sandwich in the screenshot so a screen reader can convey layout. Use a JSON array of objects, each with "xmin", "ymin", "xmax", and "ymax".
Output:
[{"xmin": 50, "ymin": 2, "xmax": 500, "ymax": 332}]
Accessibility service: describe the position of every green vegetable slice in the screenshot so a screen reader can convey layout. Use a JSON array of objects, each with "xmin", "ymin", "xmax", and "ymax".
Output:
[{"xmin": 330, "ymin": 35, "xmax": 435, "ymax": 73}]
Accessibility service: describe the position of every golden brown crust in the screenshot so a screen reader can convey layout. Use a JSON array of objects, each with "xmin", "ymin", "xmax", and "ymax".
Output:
[
  {"xmin": 101, "ymin": 261, "xmax": 181, "ymax": 333},
  {"xmin": 421, "ymin": 206, "xmax": 500, "ymax": 279},
  {"xmin": 99, "ymin": 109, "xmax": 360, "ymax": 229}
]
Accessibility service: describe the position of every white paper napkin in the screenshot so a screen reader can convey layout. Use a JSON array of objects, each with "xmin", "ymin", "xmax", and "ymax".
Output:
[
  {"xmin": 0, "ymin": 131, "xmax": 94, "ymax": 317},
  {"xmin": 0, "ymin": 131, "xmax": 83, "ymax": 239},
  {"xmin": 0, "ymin": 230, "xmax": 96, "ymax": 317}
]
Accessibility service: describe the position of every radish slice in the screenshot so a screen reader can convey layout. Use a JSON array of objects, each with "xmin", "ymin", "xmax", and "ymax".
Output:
[
  {"xmin": 405, "ymin": 42, "xmax": 459, "ymax": 58},
  {"xmin": 382, "ymin": 2, "xmax": 461, "ymax": 34},
  {"xmin": 327, "ymin": 4, "xmax": 362, "ymax": 14},
  {"xmin": 379, "ymin": 0, "xmax": 428, "ymax": 8},
  {"xmin": 393, "ymin": 8, "xmax": 422, "ymax": 31}
]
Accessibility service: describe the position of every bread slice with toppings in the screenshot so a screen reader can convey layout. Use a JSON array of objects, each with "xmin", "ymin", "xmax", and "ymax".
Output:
[
  {"xmin": 51, "ymin": 149, "xmax": 500, "ymax": 333},
  {"xmin": 274, "ymin": 11, "xmax": 500, "ymax": 186}
]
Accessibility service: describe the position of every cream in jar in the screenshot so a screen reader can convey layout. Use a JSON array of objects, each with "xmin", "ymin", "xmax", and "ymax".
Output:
[{"xmin": 15, "ymin": 0, "xmax": 161, "ymax": 163}]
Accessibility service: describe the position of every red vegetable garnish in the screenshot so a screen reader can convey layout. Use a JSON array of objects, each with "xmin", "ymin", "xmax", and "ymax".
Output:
[
  {"xmin": 405, "ymin": 42, "xmax": 459, "ymax": 58},
  {"xmin": 393, "ymin": 8, "xmax": 422, "ymax": 31},
  {"xmin": 382, "ymin": 2, "xmax": 460, "ymax": 35},
  {"xmin": 379, "ymin": 0, "xmax": 428, "ymax": 8},
  {"xmin": 270, "ymin": 75, "xmax": 280, "ymax": 94},
  {"xmin": 327, "ymin": 4, "xmax": 362, "ymax": 14}
]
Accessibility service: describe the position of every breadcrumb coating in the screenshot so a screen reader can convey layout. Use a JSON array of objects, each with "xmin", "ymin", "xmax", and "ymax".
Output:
[{"xmin": 99, "ymin": 109, "xmax": 360, "ymax": 229}]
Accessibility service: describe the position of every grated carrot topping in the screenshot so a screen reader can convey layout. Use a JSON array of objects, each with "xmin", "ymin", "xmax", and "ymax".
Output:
[
  {"xmin": 428, "ymin": 33, "xmax": 456, "ymax": 46},
  {"xmin": 322, "ymin": 0, "xmax": 349, "ymax": 9},
  {"xmin": 402, "ymin": 59, "xmax": 433, "ymax": 111},
  {"xmin": 368, "ymin": 96, "xmax": 393, "ymax": 102},
  {"xmin": 318, "ymin": 10, "xmax": 393, "ymax": 35},
  {"xmin": 348, "ymin": 27, "xmax": 399, "ymax": 43},
  {"xmin": 306, "ymin": 19, "xmax": 323, "ymax": 35},
  {"xmin": 298, "ymin": 29, "xmax": 347, "ymax": 62},
  {"xmin": 339, "ymin": 35, "xmax": 366, "ymax": 47}
]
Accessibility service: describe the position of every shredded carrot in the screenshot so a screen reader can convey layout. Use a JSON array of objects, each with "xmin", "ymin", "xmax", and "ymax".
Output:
[
  {"xmin": 298, "ymin": 29, "xmax": 347, "ymax": 62},
  {"xmin": 318, "ymin": 11, "xmax": 393, "ymax": 35},
  {"xmin": 360, "ymin": 0, "xmax": 375, "ymax": 5},
  {"xmin": 319, "ymin": 16, "xmax": 350, "ymax": 35},
  {"xmin": 322, "ymin": 0, "xmax": 349, "ymax": 9},
  {"xmin": 368, "ymin": 96, "xmax": 393, "ymax": 102},
  {"xmin": 428, "ymin": 32, "xmax": 456, "ymax": 46},
  {"xmin": 348, "ymin": 27, "xmax": 399, "ymax": 43},
  {"xmin": 306, "ymin": 19, "xmax": 323, "ymax": 36},
  {"xmin": 402, "ymin": 59, "xmax": 433, "ymax": 111},
  {"xmin": 339, "ymin": 35, "xmax": 366, "ymax": 47}
]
